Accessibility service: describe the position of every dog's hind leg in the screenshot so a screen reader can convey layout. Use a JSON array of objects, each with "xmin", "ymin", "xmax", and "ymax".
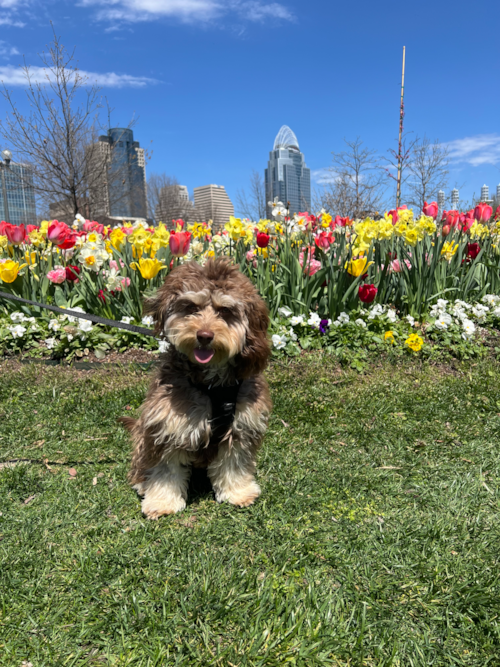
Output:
[
  {"xmin": 207, "ymin": 441, "xmax": 261, "ymax": 508},
  {"xmin": 139, "ymin": 450, "xmax": 192, "ymax": 519}
]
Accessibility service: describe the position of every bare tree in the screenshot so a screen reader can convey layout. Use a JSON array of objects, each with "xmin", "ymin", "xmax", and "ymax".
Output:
[
  {"xmin": 320, "ymin": 138, "xmax": 387, "ymax": 218},
  {"xmin": 148, "ymin": 173, "xmax": 198, "ymax": 226},
  {"xmin": 405, "ymin": 136, "xmax": 449, "ymax": 210},
  {"xmin": 0, "ymin": 32, "xmax": 136, "ymax": 223},
  {"xmin": 382, "ymin": 132, "xmax": 418, "ymax": 207},
  {"xmin": 235, "ymin": 170, "xmax": 266, "ymax": 220}
]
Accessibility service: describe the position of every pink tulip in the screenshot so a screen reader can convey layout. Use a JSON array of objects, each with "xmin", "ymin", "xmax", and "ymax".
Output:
[
  {"xmin": 110, "ymin": 259, "xmax": 125, "ymax": 271},
  {"xmin": 4, "ymin": 223, "xmax": 26, "ymax": 245},
  {"xmin": 121, "ymin": 277, "xmax": 131, "ymax": 289},
  {"xmin": 422, "ymin": 201, "xmax": 439, "ymax": 219},
  {"xmin": 169, "ymin": 231, "xmax": 191, "ymax": 257},
  {"xmin": 443, "ymin": 210, "xmax": 461, "ymax": 228},
  {"xmin": 299, "ymin": 250, "xmax": 322, "ymax": 276},
  {"xmin": 390, "ymin": 258, "xmax": 411, "ymax": 272},
  {"xmin": 47, "ymin": 268, "xmax": 66, "ymax": 284},
  {"xmin": 474, "ymin": 203, "xmax": 493, "ymax": 223},
  {"xmin": 83, "ymin": 220, "xmax": 105, "ymax": 235},
  {"xmin": 246, "ymin": 250, "xmax": 256, "ymax": 262},
  {"xmin": 47, "ymin": 221, "xmax": 71, "ymax": 245},
  {"xmin": 461, "ymin": 210, "xmax": 475, "ymax": 232}
]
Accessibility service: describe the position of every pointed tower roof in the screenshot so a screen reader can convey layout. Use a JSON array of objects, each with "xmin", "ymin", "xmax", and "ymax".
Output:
[{"xmin": 273, "ymin": 125, "xmax": 299, "ymax": 151}]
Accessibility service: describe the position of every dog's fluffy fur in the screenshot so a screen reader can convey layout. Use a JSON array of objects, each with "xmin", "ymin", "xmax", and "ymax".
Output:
[{"xmin": 121, "ymin": 258, "xmax": 272, "ymax": 518}]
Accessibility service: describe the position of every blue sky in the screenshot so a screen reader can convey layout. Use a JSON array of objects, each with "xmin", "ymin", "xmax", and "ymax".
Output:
[{"xmin": 0, "ymin": 0, "xmax": 499, "ymax": 215}]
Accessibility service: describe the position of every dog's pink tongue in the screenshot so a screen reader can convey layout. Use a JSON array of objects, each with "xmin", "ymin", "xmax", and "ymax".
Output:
[{"xmin": 194, "ymin": 348, "xmax": 215, "ymax": 364}]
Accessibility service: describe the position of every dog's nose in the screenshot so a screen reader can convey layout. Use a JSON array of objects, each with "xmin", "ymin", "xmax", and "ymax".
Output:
[{"xmin": 196, "ymin": 330, "xmax": 214, "ymax": 346}]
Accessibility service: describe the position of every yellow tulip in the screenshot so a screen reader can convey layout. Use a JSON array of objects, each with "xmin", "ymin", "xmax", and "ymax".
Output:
[
  {"xmin": 25, "ymin": 250, "xmax": 37, "ymax": 265},
  {"xmin": 346, "ymin": 256, "xmax": 373, "ymax": 277},
  {"xmin": 130, "ymin": 257, "xmax": 167, "ymax": 280},
  {"xmin": 0, "ymin": 235, "xmax": 8, "ymax": 251},
  {"xmin": 0, "ymin": 259, "xmax": 27, "ymax": 283}
]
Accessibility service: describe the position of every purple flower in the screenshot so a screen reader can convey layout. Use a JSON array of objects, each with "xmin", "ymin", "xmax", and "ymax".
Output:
[{"xmin": 319, "ymin": 318, "xmax": 330, "ymax": 334}]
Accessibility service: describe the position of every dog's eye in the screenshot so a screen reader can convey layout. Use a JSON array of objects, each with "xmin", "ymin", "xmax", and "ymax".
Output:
[
  {"xmin": 218, "ymin": 307, "xmax": 233, "ymax": 318},
  {"xmin": 185, "ymin": 303, "xmax": 199, "ymax": 314}
]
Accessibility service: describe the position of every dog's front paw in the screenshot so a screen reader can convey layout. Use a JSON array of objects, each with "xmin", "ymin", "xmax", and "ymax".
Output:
[
  {"xmin": 216, "ymin": 480, "xmax": 261, "ymax": 508},
  {"xmin": 141, "ymin": 495, "xmax": 186, "ymax": 519}
]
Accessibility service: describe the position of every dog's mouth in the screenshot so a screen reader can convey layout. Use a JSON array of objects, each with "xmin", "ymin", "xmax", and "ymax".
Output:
[{"xmin": 194, "ymin": 348, "xmax": 215, "ymax": 364}]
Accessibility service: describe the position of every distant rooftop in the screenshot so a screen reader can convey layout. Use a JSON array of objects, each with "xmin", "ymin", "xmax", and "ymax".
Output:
[{"xmin": 273, "ymin": 125, "xmax": 299, "ymax": 151}]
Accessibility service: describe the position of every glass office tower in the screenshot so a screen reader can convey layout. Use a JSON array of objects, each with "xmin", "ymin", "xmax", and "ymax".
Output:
[
  {"xmin": 0, "ymin": 151, "xmax": 37, "ymax": 225},
  {"xmin": 265, "ymin": 126, "xmax": 311, "ymax": 217},
  {"xmin": 98, "ymin": 128, "xmax": 147, "ymax": 219}
]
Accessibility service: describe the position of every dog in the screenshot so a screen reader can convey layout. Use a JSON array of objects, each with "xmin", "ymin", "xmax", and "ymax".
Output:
[{"xmin": 121, "ymin": 258, "xmax": 272, "ymax": 519}]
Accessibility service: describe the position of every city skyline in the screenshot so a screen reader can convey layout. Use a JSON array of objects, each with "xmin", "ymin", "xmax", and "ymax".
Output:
[{"xmin": 0, "ymin": 0, "xmax": 499, "ymax": 218}]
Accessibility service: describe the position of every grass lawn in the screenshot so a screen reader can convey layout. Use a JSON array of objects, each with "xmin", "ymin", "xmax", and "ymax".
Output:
[{"xmin": 0, "ymin": 357, "xmax": 499, "ymax": 666}]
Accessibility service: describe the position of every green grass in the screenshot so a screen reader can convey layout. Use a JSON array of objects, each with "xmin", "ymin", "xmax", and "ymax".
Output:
[{"xmin": 1, "ymin": 357, "xmax": 499, "ymax": 666}]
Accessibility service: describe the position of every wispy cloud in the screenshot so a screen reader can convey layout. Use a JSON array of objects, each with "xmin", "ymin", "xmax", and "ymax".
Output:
[
  {"xmin": 79, "ymin": 0, "xmax": 294, "ymax": 24},
  {"xmin": 0, "ymin": 41, "xmax": 20, "ymax": 58},
  {"xmin": 0, "ymin": 64, "xmax": 158, "ymax": 87},
  {"xmin": 0, "ymin": 16, "xmax": 25, "ymax": 26},
  {"xmin": 445, "ymin": 134, "xmax": 500, "ymax": 167},
  {"xmin": 312, "ymin": 168, "xmax": 338, "ymax": 186}
]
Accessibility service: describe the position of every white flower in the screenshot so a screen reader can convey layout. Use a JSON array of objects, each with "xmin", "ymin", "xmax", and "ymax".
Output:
[
  {"xmin": 406, "ymin": 315, "xmax": 415, "ymax": 326},
  {"xmin": 66, "ymin": 307, "xmax": 86, "ymax": 323},
  {"xmin": 48, "ymin": 319, "xmax": 60, "ymax": 331},
  {"xmin": 437, "ymin": 299, "xmax": 448, "ymax": 309},
  {"xmin": 368, "ymin": 304, "xmax": 384, "ymax": 320},
  {"xmin": 142, "ymin": 315, "xmax": 154, "ymax": 327},
  {"xmin": 105, "ymin": 268, "xmax": 123, "ymax": 292},
  {"xmin": 290, "ymin": 315, "xmax": 304, "ymax": 326},
  {"xmin": 72, "ymin": 213, "xmax": 85, "ymax": 230},
  {"xmin": 385, "ymin": 309, "xmax": 397, "ymax": 323},
  {"xmin": 355, "ymin": 318, "xmax": 367, "ymax": 328},
  {"xmin": 482, "ymin": 294, "xmax": 500, "ymax": 307},
  {"xmin": 158, "ymin": 340, "xmax": 170, "ymax": 353},
  {"xmin": 307, "ymin": 312, "xmax": 321, "ymax": 328},
  {"xmin": 435, "ymin": 313, "xmax": 452, "ymax": 330},
  {"xmin": 78, "ymin": 242, "xmax": 109, "ymax": 271},
  {"xmin": 337, "ymin": 312, "xmax": 350, "ymax": 324},
  {"xmin": 462, "ymin": 319, "xmax": 475, "ymax": 340},
  {"xmin": 78, "ymin": 319, "xmax": 93, "ymax": 333},
  {"xmin": 492, "ymin": 306, "xmax": 500, "ymax": 317},
  {"xmin": 10, "ymin": 311, "xmax": 26, "ymax": 322},
  {"xmin": 8, "ymin": 324, "xmax": 26, "ymax": 338},
  {"xmin": 288, "ymin": 327, "xmax": 298, "ymax": 341},
  {"xmin": 272, "ymin": 334, "xmax": 287, "ymax": 349},
  {"xmin": 44, "ymin": 337, "xmax": 57, "ymax": 349},
  {"xmin": 278, "ymin": 306, "xmax": 292, "ymax": 318},
  {"xmin": 67, "ymin": 334, "xmax": 74, "ymax": 342},
  {"xmin": 120, "ymin": 316, "xmax": 134, "ymax": 324},
  {"xmin": 472, "ymin": 305, "xmax": 488, "ymax": 321}
]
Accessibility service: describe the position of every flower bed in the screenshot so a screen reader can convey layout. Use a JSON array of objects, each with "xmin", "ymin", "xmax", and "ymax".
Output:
[{"xmin": 1, "ymin": 201, "xmax": 500, "ymax": 361}]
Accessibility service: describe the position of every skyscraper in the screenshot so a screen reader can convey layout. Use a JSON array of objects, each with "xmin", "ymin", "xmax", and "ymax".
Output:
[
  {"xmin": 193, "ymin": 185, "xmax": 234, "ymax": 232},
  {"xmin": 0, "ymin": 150, "xmax": 37, "ymax": 225},
  {"xmin": 91, "ymin": 128, "xmax": 147, "ymax": 221},
  {"xmin": 265, "ymin": 126, "xmax": 311, "ymax": 218}
]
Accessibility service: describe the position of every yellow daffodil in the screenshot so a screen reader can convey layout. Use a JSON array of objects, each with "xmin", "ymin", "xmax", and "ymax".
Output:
[
  {"xmin": 469, "ymin": 222, "xmax": 489, "ymax": 240},
  {"xmin": 28, "ymin": 230, "xmax": 46, "ymax": 247},
  {"xmin": 404, "ymin": 229, "xmax": 419, "ymax": 246},
  {"xmin": 0, "ymin": 259, "xmax": 27, "ymax": 283},
  {"xmin": 110, "ymin": 228, "xmax": 126, "ymax": 251},
  {"xmin": 0, "ymin": 235, "xmax": 8, "ymax": 251},
  {"xmin": 405, "ymin": 333, "xmax": 423, "ymax": 352},
  {"xmin": 225, "ymin": 216, "xmax": 245, "ymax": 241},
  {"xmin": 39, "ymin": 220, "xmax": 49, "ymax": 236},
  {"xmin": 441, "ymin": 241, "xmax": 458, "ymax": 261},
  {"xmin": 346, "ymin": 256, "xmax": 373, "ymax": 277},
  {"xmin": 321, "ymin": 213, "xmax": 332, "ymax": 228},
  {"xmin": 130, "ymin": 257, "xmax": 167, "ymax": 280},
  {"xmin": 256, "ymin": 219, "xmax": 271, "ymax": 232}
]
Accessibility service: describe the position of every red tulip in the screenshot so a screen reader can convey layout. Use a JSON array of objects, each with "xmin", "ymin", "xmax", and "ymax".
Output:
[
  {"xmin": 26, "ymin": 224, "xmax": 39, "ymax": 234},
  {"xmin": 442, "ymin": 225, "xmax": 451, "ymax": 237},
  {"xmin": 422, "ymin": 201, "xmax": 439, "ymax": 219},
  {"xmin": 169, "ymin": 231, "xmax": 191, "ymax": 257},
  {"xmin": 461, "ymin": 210, "xmax": 475, "ymax": 233},
  {"xmin": 358, "ymin": 283, "xmax": 378, "ymax": 304},
  {"xmin": 314, "ymin": 231, "xmax": 334, "ymax": 250},
  {"xmin": 495, "ymin": 206, "xmax": 500, "ymax": 220},
  {"xmin": 467, "ymin": 243, "xmax": 481, "ymax": 260},
  {"xmin": 256, "ymin": 232, "xmax": 270, "ymax": 248},
  {"xmin": 335, "ymin": 216, "xmax": 352, "ymax": 227},
  {"xmin": 4, "ymin": 223, "xmax": 26, "ymax": 245},
  {"xmin": 444, "ymin": 210, "xmax": 460, "ymax": 228},
  {"xmin": 65, "ymin": 265, "xmax": 80, "ymax": 281},
  {"xmin": 172, "ymin": 219, "xmax": 185, "ymax": 230},
  {"xmin": 474, "ymin": 203, "xmax": 493, "ymax": 223},
  {"xmin": 47, "ymin": 220, "xmax": 71, "ymax": 245},
  {"xmin": 82, "ymin": 220, "xmax": 104, "ymax": 235},
  {"xmin": 57, "ymin": 233, "xmax": 77, "ymax": 250},
  {"xmin": 0, "ymin": 221, "xmax": 6, "ymax": 236}
]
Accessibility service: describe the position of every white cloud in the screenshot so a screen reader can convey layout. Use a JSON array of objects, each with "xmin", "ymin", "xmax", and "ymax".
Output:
[
  {"xmin": 0, "ymin": 41, "xmax": 20, "ymax": 58},
  {"xmin": 79, "ymin": 0, "xmax": 293, "ymax": 24},
  {"xmin": 0, "ymin": 64, "xmax": 158, "ymax": 87},
  {"xmin": 444, "ymin": 134, "xmax": 500, "ymax": 167},
  {"xmin": 312, "ymin": 168, "xmax": 338, "ymax": 186},
  {"xmin": 0, "ymin": 0, "xmax": 25, "ymax": 7},
  {"xmin": 0, "ymin": 16, "xmax": 25, "ymax": 26}
]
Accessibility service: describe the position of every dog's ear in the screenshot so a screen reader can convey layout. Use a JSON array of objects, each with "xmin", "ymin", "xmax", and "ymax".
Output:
[
  {"xmin": 144, "ymin": 261, "xmax": 204, "ymax": 336},
  {"xmin": 237, "ymin": 288, "xmax": 271, "ymax": 378}
]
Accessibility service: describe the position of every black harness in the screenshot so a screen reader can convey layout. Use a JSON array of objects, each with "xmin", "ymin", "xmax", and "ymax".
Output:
[{"xmin": 189, "ymin": 380, "xmax": 241, "ymax": 446}]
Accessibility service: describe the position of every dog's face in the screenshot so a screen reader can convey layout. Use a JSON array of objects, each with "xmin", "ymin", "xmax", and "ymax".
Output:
[{"xmin": 145, "ymin": 259, "xmax": 270, "ymax": 376}]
